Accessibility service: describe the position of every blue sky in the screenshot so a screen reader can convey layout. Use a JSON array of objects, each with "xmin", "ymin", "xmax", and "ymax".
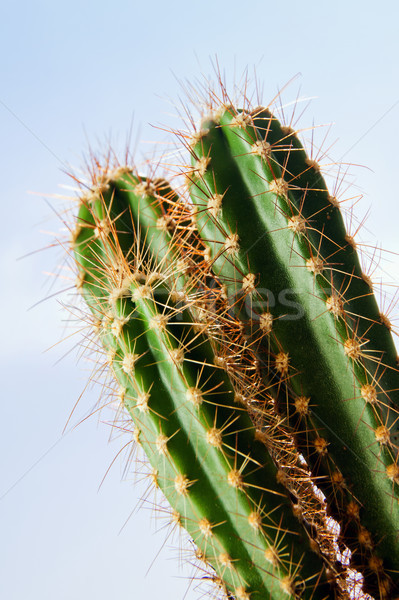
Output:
[{"xmin": 1, "ymin": 1, "xmax": 399, "ymax": 599}]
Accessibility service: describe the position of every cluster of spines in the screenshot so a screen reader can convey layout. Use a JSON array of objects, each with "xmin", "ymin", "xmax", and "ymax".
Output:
[
  {"xmin": 70, "ymin": 169, "xmax": 336, "ymax": 600},
  {"xmin": 166, "ymin": 196, "xmax": 344, "ymax": 567},
  {"xmin": 173, "ymin": 101, "xmax": 399, "ymax": 598}
]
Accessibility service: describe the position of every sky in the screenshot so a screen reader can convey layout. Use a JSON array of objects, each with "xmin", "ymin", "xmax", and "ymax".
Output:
[{"xmin": 1, "ymin": 1, "xmax": 399, "ymax": 599}]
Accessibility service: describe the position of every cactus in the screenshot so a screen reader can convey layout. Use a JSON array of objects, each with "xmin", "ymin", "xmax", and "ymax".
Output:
[
  {"xmin": 65, "ymin": 81, "xmax": 399, "ymax": 600},
  {"xmin": 178, "ymin": 99, "xmax": 399, "ymax": 596},
  {"xmin": 70, "ymin": 167, "xmax": 335, "ymax": 600}
]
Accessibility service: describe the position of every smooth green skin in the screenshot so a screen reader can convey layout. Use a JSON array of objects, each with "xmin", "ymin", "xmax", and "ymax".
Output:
[
  {"xmin": 189, "ymin": 111, "xmax": 399, "ymax": 578},
  {"xmin": 72, "ymin": 174, "xmax": 333, "ymax": 600}
]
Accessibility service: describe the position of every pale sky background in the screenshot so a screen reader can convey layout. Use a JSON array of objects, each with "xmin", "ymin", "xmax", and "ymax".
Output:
[{"xmin": 1, "ymin": 1, "xmax": 399, "ymax": 599}]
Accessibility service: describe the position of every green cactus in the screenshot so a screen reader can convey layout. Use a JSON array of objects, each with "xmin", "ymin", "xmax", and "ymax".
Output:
[
  {"xmin": 65, "ymin": 81, "xmax": 399, "ymax": 600},
  {"xmin": 180, "ymin": 103, "xmax": 399, "ymax": 596},
  {"xmin": 70, "ymin": 168, "xmax": 335, "ymax": 600}
]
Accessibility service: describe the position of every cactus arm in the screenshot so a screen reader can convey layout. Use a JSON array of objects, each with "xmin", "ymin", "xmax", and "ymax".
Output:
[
  {"xmin": 72, "ymin": 169, "xmax": 333, "ymax": 600},
  {"xmin": 187, "ymin": 108, "xmax": 399, "ymax": 582},
  {"xmin": 250, "ymin": 109, "xmax": 399, "ymax": 583}
]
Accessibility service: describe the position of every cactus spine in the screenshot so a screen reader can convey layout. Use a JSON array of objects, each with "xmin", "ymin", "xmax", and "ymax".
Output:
[{"xmin": 71, "ymin": 169, "xmax": 334, "ymax": 600}]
